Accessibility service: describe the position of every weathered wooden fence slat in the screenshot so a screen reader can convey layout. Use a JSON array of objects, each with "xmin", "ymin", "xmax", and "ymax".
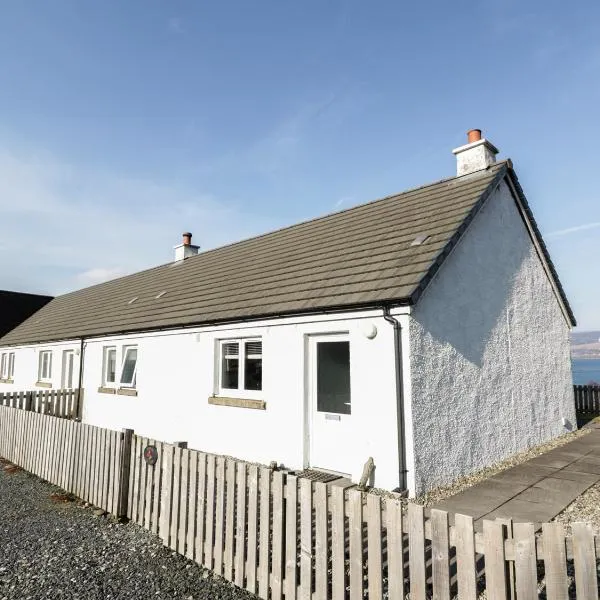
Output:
[
  {"xmin": 574, "ymin": 384, "xmax": 600, "ymax": 415},
  {"xmin": 543, "ymin": 522, "xmax": 569, "ymax": 599},
  {"xmin": 0, "ymin": 388, "xmax": 82, "ymax": 419}
]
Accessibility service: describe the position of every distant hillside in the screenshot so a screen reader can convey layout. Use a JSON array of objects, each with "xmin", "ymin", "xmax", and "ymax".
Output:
[{"xmin": 571, "ymin": 331, "xmax": 600, "ymax": 358}]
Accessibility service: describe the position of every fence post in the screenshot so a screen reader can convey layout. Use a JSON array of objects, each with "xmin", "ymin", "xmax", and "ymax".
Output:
[
  {"xmin": 24, "ymin": 392, "xmax": 32, "ymax": 412},
  {"xmin": 117, "ymin": 428, "xmax": 134, "ymax": 519}
]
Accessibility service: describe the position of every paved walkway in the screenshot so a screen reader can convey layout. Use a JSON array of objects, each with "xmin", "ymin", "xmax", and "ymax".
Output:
[{"xmin": 433, "ymin": 426, "xmax": 600, "ymax": 529}]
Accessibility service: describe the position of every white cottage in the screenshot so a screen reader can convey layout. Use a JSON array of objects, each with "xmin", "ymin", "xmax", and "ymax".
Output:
[{"xmin": 0, "ymin": 131, "xmax": 576, "ymax": 496}]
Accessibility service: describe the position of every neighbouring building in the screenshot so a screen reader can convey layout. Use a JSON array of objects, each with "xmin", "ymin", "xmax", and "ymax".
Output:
[
  {"xmin": 0, "ymin": 290, "xmax": 52, "ymax": 384},
  {"xmin": 0, "ymin": 130, "xmax": 576, "ymax": 496}
]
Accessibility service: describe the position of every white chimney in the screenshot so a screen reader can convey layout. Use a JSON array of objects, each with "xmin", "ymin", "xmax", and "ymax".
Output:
[
  {"xmin": 174, "ymin": 232, "xmax": 199, "ymax": 262},
  {"xmin": 452, "ymin": 129, "xmax": 499, "ymax": 176}
]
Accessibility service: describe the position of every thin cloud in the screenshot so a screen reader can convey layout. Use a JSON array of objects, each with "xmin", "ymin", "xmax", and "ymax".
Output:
[
  {"xmin": 77, "ymin": 267, "xmax": 129, "ymax": 286},
  {"xmin": 167, "ymin": 17, "xmax": 183, "ymax": 34},
  {"xmin": 0, "ymin": 146, "xmax": 277, "ymax": 297},
  {"xmin": 546, "ymin": 222, "xmax": 600, "ymax": 238}
]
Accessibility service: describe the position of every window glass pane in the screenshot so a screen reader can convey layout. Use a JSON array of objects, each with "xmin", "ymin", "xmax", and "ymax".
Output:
[
  {"xmin": 317, "ymin": 341, "xmax": 351, "ymax": 414},
  {"xmin": 120, "ymin": 347, "xmax": 137, "ymax": 385},
  {"xmin": 8, "ymin": 353, "xmax": 14, "ymax": 378},
  {"xmin": 221, "ymin": 342, "xmax": 239, "ymax": 389},
  {"xmin": 106, "ymin": 348, "xmax": 116, "ymax": 383},
  {"xmin": 66, "ymin": 353, "xmax": 74, "ymax": 388},
  {"xmin": 40, "ymin": 352, "xmax": 51, "ymax": 380},
  {"xmin": 244, "ymin": 341, "xmax": 262, "ymax": 391},
  {"xmin": 1, "ymin": 354, "xmax": 6, "ymax": 378}
]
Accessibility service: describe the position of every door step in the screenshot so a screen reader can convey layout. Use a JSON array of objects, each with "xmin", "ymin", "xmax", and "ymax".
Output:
[{"xmin": 295, "ymin": 469, "xmax": 344, "ymax": 484}]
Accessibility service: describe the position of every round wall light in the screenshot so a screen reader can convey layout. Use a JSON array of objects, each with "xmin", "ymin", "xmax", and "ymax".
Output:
[{"xmin": 361, "ymin": 322, "xmax": 378, "ymax": 339}]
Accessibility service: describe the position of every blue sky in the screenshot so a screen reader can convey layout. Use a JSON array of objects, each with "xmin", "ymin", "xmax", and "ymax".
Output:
[{"xmin": 0, "ymin": 1, "xmax": 599, "ymax": 328}]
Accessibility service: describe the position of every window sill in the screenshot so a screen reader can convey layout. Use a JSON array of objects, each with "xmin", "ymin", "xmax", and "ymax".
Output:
[
  {"xmin": 117, "ymin": 388, "xmax": 138, "ymax": 397},
  {"xmin": 97, "ymin": 386, "xmax": 137, "ymax": 397},
  {"xmin": 35, "ymin": 381, "xmax": 52, "ymax": 389},
  {"xmin": 0, "ymin": 378, "xmax": 13, "ymax": 384},
  {"xmin": 98, "ymin": 386, "xmax": 116, "ymax": 394},
  {"xmin": 208, "ymin": 396, "xmax": 266, "ymax": 410}
]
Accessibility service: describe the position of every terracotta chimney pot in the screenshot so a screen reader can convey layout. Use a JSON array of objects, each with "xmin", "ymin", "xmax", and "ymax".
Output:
[
  {"xmin": 182, "ymin": 232, "xmax": 193, "ymax": 246},
  {"xmin": 467, "ymin": 129, "xmax": 482, "ymax": 144}
]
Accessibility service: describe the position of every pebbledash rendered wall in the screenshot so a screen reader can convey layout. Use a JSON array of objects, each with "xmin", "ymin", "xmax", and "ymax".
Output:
[{"xmin": 408, "ymin": 179, "xmax": 575, "ymax": 495}]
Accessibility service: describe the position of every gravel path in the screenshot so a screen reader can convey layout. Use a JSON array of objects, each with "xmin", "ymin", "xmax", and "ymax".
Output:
[{"xmin": 0, "ymin": 460, "xmax": 258, "ymax": 600}]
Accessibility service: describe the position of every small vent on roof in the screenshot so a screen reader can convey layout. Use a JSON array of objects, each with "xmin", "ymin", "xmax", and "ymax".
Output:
[
  {"xmin": 128, "ymin": 297, "xmax": 138, "ymax": 305},
  {"xmin": 155, "ymin": 291, "xmax": 166, "ymax": 299},
  {"xmin": 410, "ymin": 234, "xmax": 430, "ymax": 246}
]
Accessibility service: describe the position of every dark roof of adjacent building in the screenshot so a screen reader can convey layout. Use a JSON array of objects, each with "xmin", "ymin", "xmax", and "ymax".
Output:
[
  {"xmin": 0, "ymin": 290, "xmax": 53, "ymax": 338},
  {"xmin": 0, "ymin": 160, "xmax": 575, "ymax": 346}
]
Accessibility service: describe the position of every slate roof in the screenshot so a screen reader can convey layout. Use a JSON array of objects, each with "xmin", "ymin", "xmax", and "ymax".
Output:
[
  {"xmin": 0, "ymin": 160, "xmax": 575, "ymax": 346},
  {"xmin": 0, "ymin": 291, "xmax": 53, "ymax": 338}
]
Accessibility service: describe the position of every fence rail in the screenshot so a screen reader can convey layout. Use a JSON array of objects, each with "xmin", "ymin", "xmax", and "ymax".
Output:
[
  {"xmin": 0, "ymin": 388, "xmax": 82, "ymax": 419},
  {"xmin": 1, "ymin": 402, "xmax": 600, "ymax": 599},
  {"xmin": 574, "ymin": 384, "xmax": 600, "ymax": 415}
]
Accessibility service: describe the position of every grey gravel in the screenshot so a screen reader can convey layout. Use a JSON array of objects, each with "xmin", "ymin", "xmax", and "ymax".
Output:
[{"xmin": 0, "ymin": 462, "xmax": 258, "ymax": 600}]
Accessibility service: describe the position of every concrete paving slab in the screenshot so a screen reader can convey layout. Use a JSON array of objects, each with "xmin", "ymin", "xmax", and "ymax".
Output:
[
  {"xmin": 549, "ymin": 469, "xmax": 599, "ymax": 484},
  {"xmin": 489, "ymin": 464, "xmax": 554, "ymax": 485},
  {"xmin": 526, "ymin": 455, "xmax": 573, "ymax": 469}
]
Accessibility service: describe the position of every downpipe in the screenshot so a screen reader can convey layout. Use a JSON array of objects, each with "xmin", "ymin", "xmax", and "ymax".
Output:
[{"xmin": 382, "ymin": 307, "xmax": 408, "ymax": 494}]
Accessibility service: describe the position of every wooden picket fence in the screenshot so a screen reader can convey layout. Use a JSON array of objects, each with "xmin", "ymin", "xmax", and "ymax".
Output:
[
  {"xmin": 0, "ymin": 404, "xmax": 124, "ymax": 514},
  {"xmin": 0, "ymin": 388, "xmax": 82, "ymax": 419},
  {"xmin": 1, "ymin": 403, "xmax": 600, "ymax": 598},
  {"xmin": 575, "ymin": 384, "xmax": 600, "ymax": 415}
]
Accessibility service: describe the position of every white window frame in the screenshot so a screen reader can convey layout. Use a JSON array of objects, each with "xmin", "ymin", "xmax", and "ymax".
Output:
[
  {"xmin": 119, "ymin": 345, "xmax": 138, "ymax": 388},
  {"xmin": 38, "ymin": 350, "xmax": 53, "ymax": 383},
  {"xmin": 61, "ymin": 350, "xmax": 75, "ymax": 389},
  {"xmin": 102, "ymin": 346, "xmax": 117, "ymax": 387},
  {"xmin": 0, "ymin": 352, "xmax": 14, "ymax": 381},
  {"xmin": 217, "ymin": 338, "xmax": 263, "ymax": 399},
  {"xmin": 101, "ymin": 345, "xmax": 137, "ymax": 389}
]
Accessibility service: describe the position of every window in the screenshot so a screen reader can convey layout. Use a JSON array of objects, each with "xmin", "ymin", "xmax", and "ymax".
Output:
[
  {"xmin": 102, "ymin": 346, "xmax": 117, "ymax": 385},
  {"xmin": 38, "ymin": 350, "xmax": 53, "ymax": 382},
  {"xmin": 219, "ymin": 338, "xmax": 262, "ymax": 394},
  {"xmin": 102, "ymin": 345, "xmax": 137, "ymax": 389},
  {"xmin": 62, "ymin": 350, "xmax": 75, "ymax": 389},
  {"xmin": 120, "ymin": 346, "xmax": 137, "ymax": 387},
  {"xmin": 1, "ymin": 352, "xmax": 14, "ymax": 381}
]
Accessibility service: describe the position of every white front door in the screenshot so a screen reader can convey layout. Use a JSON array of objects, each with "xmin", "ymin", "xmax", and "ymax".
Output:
[
  {"xmin": 307, "ymin": 334, "xmax": 354, "ymax": 476},
  {"xmin": 62, "ymin": 350, "xmax": 75, "ymax": 389}
]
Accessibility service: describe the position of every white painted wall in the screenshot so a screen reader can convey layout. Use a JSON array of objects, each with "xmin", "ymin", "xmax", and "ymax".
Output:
[
  {"xmin": 0, "ymin": 309, "xmax": 409, "ymax": 490},
  {"xmin": 408, "ymin": 179, "xmax": 575, "ymax": 495},
  {"xmin": 0, "ymin": 340, "xmax": 81, "ymax": 392},
  {"xmin": 78, "ymin": 311, "xmax": 404, "ymax": 489}
]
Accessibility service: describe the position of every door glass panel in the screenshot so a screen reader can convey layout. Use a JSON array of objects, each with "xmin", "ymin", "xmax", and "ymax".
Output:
[{"xmin": 316, "ymin": 341, "xmax": 351, "ymax": 414}]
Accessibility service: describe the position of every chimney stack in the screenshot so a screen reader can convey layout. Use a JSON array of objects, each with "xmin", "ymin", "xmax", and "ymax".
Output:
[
  {"xmin": 452, "ymin": 129, "xmax": 498, "ymax": 176},
  {"xmin": 174, "ymin": 231, "xmax": 200, "ymax": 261}
]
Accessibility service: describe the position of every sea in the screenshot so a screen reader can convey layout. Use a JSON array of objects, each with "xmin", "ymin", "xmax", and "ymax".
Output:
[{"xmin": 572, "ymin": 358, "xmax": 600, "ymax": 385}]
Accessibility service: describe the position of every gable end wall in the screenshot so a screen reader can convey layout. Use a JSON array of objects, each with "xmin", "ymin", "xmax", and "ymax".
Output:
[{"xmin": 408, "ymin": 178, "xmax": 575, "ymax": 495}]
